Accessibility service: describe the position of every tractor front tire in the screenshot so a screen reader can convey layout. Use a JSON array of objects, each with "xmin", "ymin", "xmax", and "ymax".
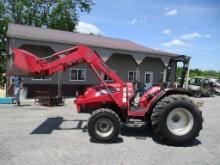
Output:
[
  {"xmin": 88, "ymin": 108, "xmax": 120, "ymax": 143},
  {"xmin": 151, "ymin": 95, "xmax": 203, "ymax": 145}
]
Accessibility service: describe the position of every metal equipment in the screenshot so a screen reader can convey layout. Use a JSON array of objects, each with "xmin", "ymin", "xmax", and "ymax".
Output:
[{"xmin": 188, "ymin": 77, "xmax": 214, "ymax": 97}]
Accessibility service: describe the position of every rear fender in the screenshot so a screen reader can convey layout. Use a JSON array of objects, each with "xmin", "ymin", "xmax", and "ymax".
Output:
[{"xmin": 146, "ymin": 88, "xmax": 190, "ymax": 115}]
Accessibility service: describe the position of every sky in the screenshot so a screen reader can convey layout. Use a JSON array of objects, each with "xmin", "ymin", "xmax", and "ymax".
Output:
[{"xmin": 77, "ymin": 0, "xmax": 220, "ymax": 71}]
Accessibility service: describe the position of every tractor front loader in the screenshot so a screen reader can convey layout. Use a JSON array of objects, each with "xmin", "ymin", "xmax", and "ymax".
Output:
[{"xmin": 11, "ymin": 45, "xmax": 203, "ymax": 145}]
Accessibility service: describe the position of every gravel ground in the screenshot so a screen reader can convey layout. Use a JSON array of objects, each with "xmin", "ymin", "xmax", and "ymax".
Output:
[{"xmin": 0, "ymin": 96, "xmax": 220, "ymax": 165}]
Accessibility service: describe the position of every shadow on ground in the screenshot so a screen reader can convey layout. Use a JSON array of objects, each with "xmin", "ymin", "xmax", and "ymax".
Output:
[
  {"xmin": 152, "ymin": 137, "xmax": 201, "ymax": 147},
  {"xmin": 30, "ymin": 117, "xmax": 201, "ymax": 147},
  {"xmin": 121, "ymin": 123, "xmax": 154, "ymax": 140},
  {"xmin": 89, "ymin": 137, "xmax": 124, "ymax": 144},
  {"xmin": 13, "ymin": 104, "xmax": 32, "ymax": 107},
  {"xmin": 31, "ymin": 117, "xmax": 87, "ymax": 134}
]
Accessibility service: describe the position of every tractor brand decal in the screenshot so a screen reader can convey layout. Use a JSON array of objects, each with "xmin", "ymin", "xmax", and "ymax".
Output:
[{"xmin": 95, "ymin": 88, "xmax": 118, "ymax": 97}]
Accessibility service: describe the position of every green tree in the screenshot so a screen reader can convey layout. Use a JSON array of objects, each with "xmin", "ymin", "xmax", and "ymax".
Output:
[
  {"xmin": 0, "ymin": 3, "xmax": 8, "ymax": 82},
  {"xmin": 49, "ymin": 0, "xmax": 93, "ymax": 31},
  {"xmin": 176, "ymin": 67, "xmax": 220, "ymax": 81},
  {"xmin": 189, "ymin": 68, "xmax": 220, "ymax": 78},
  {"xmin": 176, "ymin": 67, "xmax": 182, "ymax": 80},
  {"xmin": 0, "ymin": 0, "xmax": 94, "ymax": 81}
]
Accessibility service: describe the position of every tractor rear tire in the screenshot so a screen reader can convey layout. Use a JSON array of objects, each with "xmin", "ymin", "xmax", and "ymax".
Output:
[
  {"xmin": 151, "ymin": 94, "xmax": 203, "ymax": 145},
  {"xmin": 88, "ymin": 108, "xmax": 120, "ymax": 143}
]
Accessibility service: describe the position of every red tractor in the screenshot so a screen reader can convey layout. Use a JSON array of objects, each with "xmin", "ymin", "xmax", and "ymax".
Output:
[{"xmin": 12, "ymin": 45, "xmax": 203, "ymax": 145}]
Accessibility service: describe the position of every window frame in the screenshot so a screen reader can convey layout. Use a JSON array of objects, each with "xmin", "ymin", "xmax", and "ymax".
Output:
[
  {"xmin": 189, "ymin": 78, "xmax": 202, "ymax": 86},
  {"xmin": 69, "ymin": 68, "xmax": 86, "ymax": 81},
  {"xmin": 144, "ymin": 71, "xmax": 153, "ymax": 84},
  {"xmin": 128, "ymin": 70, "xmax": 137, "ymax": 82},
  {"xmin": 32, "ymin": 76, "xmax": 51, "ymax": 81},
  {"xmin": 102, "ymin": 70, "xmax": 116, "ymax": 82}
]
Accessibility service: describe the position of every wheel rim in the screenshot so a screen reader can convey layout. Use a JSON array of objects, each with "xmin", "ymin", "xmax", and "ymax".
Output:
[
  {"xmin": 166, "ymin": 108, "xmax": 194, "ymax": 136},
  {"xmin": 95, "ymin": 118, "xmax": 114, "ymax": 138}
]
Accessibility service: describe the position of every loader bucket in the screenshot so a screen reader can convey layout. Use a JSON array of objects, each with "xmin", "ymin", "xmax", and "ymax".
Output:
[{"xmin": 10, "ymin": 48, "xmax": 47, "ymax": 76}]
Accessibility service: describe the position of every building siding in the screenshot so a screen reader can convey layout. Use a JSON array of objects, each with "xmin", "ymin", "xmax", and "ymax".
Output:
[
  {"xmin": 106, "ymin": 54, "xmax": 138, "ymax": 81},
  {"xmin": 7, "ymin": 37, "xmax": 178, "ymax": 97},
  {"xmin": 139, "ymin": 57, "xmax": 164, "ymax": 85}
]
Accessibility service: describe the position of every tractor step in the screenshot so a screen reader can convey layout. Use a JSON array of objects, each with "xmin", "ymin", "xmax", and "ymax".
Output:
[
  {"xmin": 130, "ymin": 106, "xmax": 145, "ymax": 112},
  {"xmin": 127, "ymin": 118, "xmax": 145, "ymax": 124}
]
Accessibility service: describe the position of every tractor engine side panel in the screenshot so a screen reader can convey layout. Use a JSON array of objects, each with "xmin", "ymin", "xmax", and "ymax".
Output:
[{"xmin": 74, "ymin": 83, "xmax": 123, "ymax": 112}]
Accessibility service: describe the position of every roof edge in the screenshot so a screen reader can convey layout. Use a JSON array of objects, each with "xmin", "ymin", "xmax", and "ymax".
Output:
[{"xmin": 7, "ymin": 23, "xmax": 181, "ymax": 57}]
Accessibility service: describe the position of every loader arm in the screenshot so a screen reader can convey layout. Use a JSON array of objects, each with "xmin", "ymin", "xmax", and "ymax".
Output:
[
  {"xmin": 12, "ymin": 45, "xmax": 126, "ymax": 107},
  {"xmin": 13, "ymin": 45, "xmax": 124, "ymax": 85}
]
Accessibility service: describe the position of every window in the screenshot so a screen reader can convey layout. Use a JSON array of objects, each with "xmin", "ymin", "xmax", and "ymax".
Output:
[
  {"xmin": 104, "ymin": 74, "xmax": 112, "ymax": 81},
  {"xmin": 189, "ymin": 78, "xmax": 201, "ymax": 86},
  {"xmin": 102, "ymin": 70, "xmax": 115, "ymax": 82},
  {"xmin": 203, "ymin": 79, "xmax": 209, "ymax": 84},
  {"xmin": 145, "ymin": 74, "xmax": 150, "ymax": 83},
  {"xmin": 128, "ymin": 71, "xmax": 137, "ymax": 81},
  {"xmin": 203, "ymin": 79, "xmax": 210, "ymax": 86},
  {"xmin": 32, "ymin": 76, "xmax": 51, "ymax": 80},
  {"xmin": 70, "ymin": 69, "xmax": 86, "ymax": 81}
]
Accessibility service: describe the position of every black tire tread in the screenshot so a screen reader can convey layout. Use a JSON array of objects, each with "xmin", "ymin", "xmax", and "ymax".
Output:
[
  {"xmin": 88, "ymin": 108, "xmax": 120, "ymax": 143},
  {"xmin": 151, "ymin": 94, "xmax": 203, "ymax": 145}
]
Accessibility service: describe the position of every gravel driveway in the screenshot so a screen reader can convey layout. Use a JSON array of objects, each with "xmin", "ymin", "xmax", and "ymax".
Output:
[{"xmin": 0, "ymin": 96, "xmax": 220, "ymax": 165}]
